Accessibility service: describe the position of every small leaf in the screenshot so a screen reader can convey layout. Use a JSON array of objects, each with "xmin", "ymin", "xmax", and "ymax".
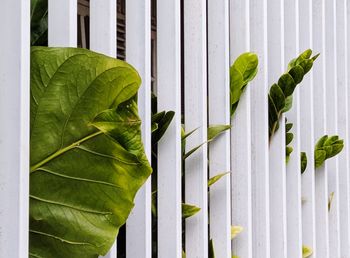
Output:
[
  {"xmin": 286, "ymin": 146, "xmax": 293, "ymax": 163},
  {"xmin": 286, "ymin": 132, "xmax": 294, "ymax": 145},
  {"xmin": 289, "ymin": 65, "xmax": 305, "ymax": 84},
  {"xmin": 209, "ymin": 239, "xmax": 216, "ymax": 258},
  {"xmin": 208, "ymin": 172, "xmax": 230, "ymax": 187},
  {"xmin": 328, "ymin": 192, "xmax": 335, "ymax": 212},
  {"xmin": 286, "ymin": 122, "xmax": 293, "ymax": 132},
  {"xmin": 208, "ymin": 125, "xmax": 231, "ymax": 141},
  {"xmin": 315, "ymin": 135, "xmax": 328, "ymax": 149},
  {"xmin": 301, "ymin": 152, "xmax": 308, "ymax": 174},
  {"xmin": 278, "ymin": 73, "xmax": 296, "ymax": 97},
  {"xmin": 152, "ymin": 111, "xmax": 175, "ymax": 144},
  {"xmin": 270, "ymin": 83, "xmax": 286, "ymax": 112},
  {"xmin": 231, "ymin": 225, "xmax": 244, "ymax": 240},
  {"xmin": 182, "ymin": 203, "xmax": 201, "ymax": 219},
  {"xmin": 183, "ymin": 141, "xmax": 208, "ymax": 159},
  {"xmin": 315, "ymin": 150, "xmax": 327, "ymax": 168},
  {"xmin": 302, "ymin": 245, "xmax": 313, "ymax": 258},
  {"xmin": 282, "ymin": 95, "xmax": 293, "ymax": 113}
]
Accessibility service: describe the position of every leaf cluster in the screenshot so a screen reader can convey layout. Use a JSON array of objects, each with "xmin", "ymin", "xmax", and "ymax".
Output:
[
  {"xmin": 314, "ymin": 135, "xmax": 344, "ymax": 168},
  {"xmin": 269, "ymin": 49, "xmax": 319, "ymax": 137}
]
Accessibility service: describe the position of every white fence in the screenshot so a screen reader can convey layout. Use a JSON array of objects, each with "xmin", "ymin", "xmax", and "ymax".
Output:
[{"xmin": 0, "ymin": 0, "xmax": 350, "ymax": 257}]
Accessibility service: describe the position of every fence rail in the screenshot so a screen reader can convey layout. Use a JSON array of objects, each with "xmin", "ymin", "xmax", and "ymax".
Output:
[{"xmin": 1, "ymin": 0, "xmax": 350, "ymax": 257}]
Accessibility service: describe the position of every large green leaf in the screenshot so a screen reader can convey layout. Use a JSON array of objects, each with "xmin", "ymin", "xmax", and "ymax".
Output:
[
  {"xmin": 30, "ymin": 47, "xmax": 152, "ymax": 258},
  {"xmin": 31, "ymin": 0, "xmax": 48, "ymax": 46}
]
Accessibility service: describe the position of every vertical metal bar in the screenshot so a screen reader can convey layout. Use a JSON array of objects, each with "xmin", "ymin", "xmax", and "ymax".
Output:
[
  {"xmin": 299, "ymin": 0, "xmax": 317, "ymax": 256},
  {"xmin": 229, "ymin": 0, "xmax": 252, "ymax": 257},
  {"xmin": 184, "ymin": 0, "xmax": 208, "ymax": 256},
  {"xmin": 284, "ymin": 0, "xmax": 302, "ymax": 257},
  {"xmin": 48, "ymin": 0, "xmax": 77, "ymax": 47},
  {"xmin": 0, "ymin": 0, "xmax": 30, "ymax": 257},
  {"xmin": 157, "ymin": 0, "xmax": 182, "ymax": 257},
  {"xmin": 249, "ymin": 0, "xmax": 271, "ymax": 256},
  {"xmin": 90, "ymin": 1, "xmax": 117, "ymax": 257},
  {"xmin": 125, "ymin": 1, "xmax": 152, "ymax": 257},
  {"xmin": 312, "ymin": 0, "xmax": 330, "ymax": 257},
  {"xmin": 335, "ymin": 0, "xmax": 350, "ymax": 257},
  {"xmin": 208, "ymin": 0, "xmax": 231, "ymax": 257},
  {"xmin": 324, "ymin": 0, "xmax": 341, "ymax": 256},
  {"xmin": 267, "ymin": 0, "xmax": 287, "ymax": 257}
]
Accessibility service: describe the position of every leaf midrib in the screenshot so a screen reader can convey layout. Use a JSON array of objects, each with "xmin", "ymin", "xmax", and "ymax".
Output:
[{"xmin": 30, "ymin": 131, "xmax": 103, "ymax": 172}]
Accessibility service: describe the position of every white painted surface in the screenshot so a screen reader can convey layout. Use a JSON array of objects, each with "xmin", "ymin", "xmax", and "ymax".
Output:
[
  {"xmin": 0, "ymin": 0, "xmax": 30, "ymax": 257},
  {"xmin": 90, "ymin": 0, "xmax": 117, "ymax": 57},
  {"xmin": 267, "ymin": 0, "xmax": 287, "ymax": 257},
  {"xmin": 125, "ymin": 1, "xmax": 152, "ymax": 257},
  {"xmin": 312, "ymin": 0, "xmax": 330, "ymax": 257},
  {"xmin": 299, "ymin": 0, "xmax": 317, "ymax": 257},
  {"xmin": 89, "ymin": 1, "xmax": 117, "ymax": 257},
  {"xmin": 284, "ymin": 0, "xmax": 302, "ymax": 257},
  {"xmin": 229, "ymin": 1, "xmax": 252, "ymax": 257},
  {"xmin": 48, "ymin": 0, "xmax": 77, "ymax": 47},
  {"xmin": 157, "ymin": 0, "xmax": 182, "ymax": 257},
  {"xmin": 335, "ymin": 1, "xmax": 350, "ymax": 257},
  {"xmin": 208, "ymin": 0, "xmax": 231, "ymax": 257},
  {"xmin": 184, "ymin": 0, "xmax": 208, "ymax": 257},
  {"xmin": 249, "ymin": 0, "xmax": 271, "ymax": 257},
  {"xmin": 324, "ymin": 0, "xmax": 341, "ymax": 256}
]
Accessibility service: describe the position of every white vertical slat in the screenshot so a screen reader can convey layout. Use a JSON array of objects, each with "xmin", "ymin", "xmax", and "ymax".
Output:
[
  {"xmin": 90, "ymin": 1, "xmax": 117, "ymax": 257},
  {"xmin": 299, "ymin": 0, "xmax": 317, "ymax": 256},
  {"xmin": 324, "ymin": 0, "xmax": 341, "ymax": 256},
  {"xmin": 267, "ymin": 0, "xmax": 287, "ymax": 257},
  {"xmin": 90, "ymin": 0, "xmax": 117, "ymax": 57},
  {"xmin": 125, "ymin": 1, "xmax": 152, "ymax": 257},
  {"xmin": 347, "ymin": 1, "xmax": 350, "ymax": 251},
  {"xmin": 229, "ymin": 1, "xmax": 252, "ymax": 257},
  {"xmin": 249, "ymin": 0, "xmax": 271, "ymax": 257},
  {"xmin": 208, "ymin": 0, "xmax": 231, "ymax": 257},
  {"xmin": 284, "ymin": 0, "xmax": 302, "ymax": 257},
  {"xmin": 335, "ymin": 1, "xmax": 350, "ymax": 257},
  {"xmin": 157, "ymin": 0, "xmax": 182, "ymax": 257},
  {"xmin": 48, "ymin": 0, "xmax": 77, "ymax": 47},
  {"xmin": 312, "ymin": 0, "xmax": 330, "ymax": 257},
  {"xmin": 184, "ymin": 0, "xmax": 208, "ymax": 257},
  {"xmin": 0, "ymin": 0, "xmax": 30, "ymax": 257}
]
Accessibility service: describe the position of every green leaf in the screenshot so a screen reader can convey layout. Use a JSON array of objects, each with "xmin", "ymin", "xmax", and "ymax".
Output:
[
  {"xmin": 230, "ymin": 52, "xmax": 258, "ymax": 116},
  {"xmin": 315, "ymin": 150, "xmax": 327, "ymax": 168},
  {"xmin": 314, "ymin": 135, "xmax": 344, "ymax": 168},
  {"xmin": 182, "ymin": 203, "xmax": 201, "ymax": 219},
  {"xmin": 302, "ymin": 245, "xmax": 313, "ymax": 258},
  {"xmin": 286, "ymin": 132, "xmax": 294, "ymax": 145},
  {"xmin": 209, "ymin": 239, "xmax": 216, "ymax": 258},
  {"xmin": 30, "ymin": 47, "xmax": 152, "ymax": 258},
  {"xmin": 208, "ymin": 172, "xmax": 230, "ymax": 187},
  {"xmin": 270, "ymin": 83, "xmax": 286, "ymax": 112},
  {"xmin": 286, "ymin": 122, "xmax": 293, "ymax": 132},
  {"xmin": 269, "ymin": 49, "xmax": 318, "ymax": 137},
  {"xmin": 152, "ymin": 111, "xmax": 175, "ymax": 144},
  {"xmin": 286, "ymin": 146, "xmax": 293, "ymax": 163},
  {"xmin": 208, "ymin": 124, "xmax": 231, "ymax": 141},
  {"xmin": 31, "ymin": 0, "xmax": 48, "ymax": 46},
  {"xmin": 182, "ymin": 250, "xmax": 186, "ymax": 258},
  {"xmin": 282, "ymin": 95, "xmax": 293, "ymax": 113},
  {"xmin": 183, "ymin": 141, "xmax": 208, "ymax": 160},
  {"xmin": 301, "ymin": 152, "xmax": 308, "ymax": 174},
  {"xmin": 231, "ymin": 225, "xmax": 243, "ymax": 240},
  {"xmin": 278, "ymin": 73, "xmax": 296, "ymax": 97}
]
